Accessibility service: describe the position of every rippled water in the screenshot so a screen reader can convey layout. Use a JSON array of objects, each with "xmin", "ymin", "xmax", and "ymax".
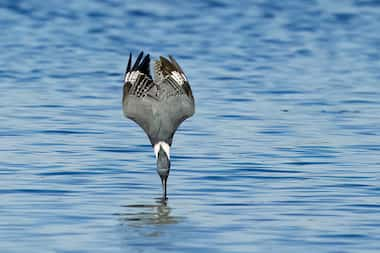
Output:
[{"xmin": 1, "ymin": 0, "xmax": 380, "ymax": 252}]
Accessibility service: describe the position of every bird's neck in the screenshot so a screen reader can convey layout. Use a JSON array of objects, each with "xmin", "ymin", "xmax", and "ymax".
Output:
[{"xmin": 154, "ymin": 141, "xmax": 170, "ymax": 159}]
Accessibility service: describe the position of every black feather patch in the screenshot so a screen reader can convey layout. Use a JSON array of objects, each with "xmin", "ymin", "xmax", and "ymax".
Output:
[
  {"xmin": 127, "ymin": 52, "xmax": 132, "ymax": 72},
  {"xmin": 125, "ymin": 51, "xmax": 153, "ymax": 81},
  {"xmin": 132, "ymin": 51, "xmax": 144, "ymax": 71},
  {"xmin": 140, "ymin": 54, "xmax": 151, "ymax": 77}
]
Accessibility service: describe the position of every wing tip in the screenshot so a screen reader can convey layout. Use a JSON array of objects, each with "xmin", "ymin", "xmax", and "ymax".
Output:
[
  {"xmin": 125, "ymin": 51, "xmax": 152, "ymax": 80},
  {"xmin": 158, "ymin": 55, "xmax": 176, "ymax": 74}
]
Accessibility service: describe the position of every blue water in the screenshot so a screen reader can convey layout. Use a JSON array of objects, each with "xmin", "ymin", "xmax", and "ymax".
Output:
[{"xmin": 1, "ymin": 0, "xmax": 380, "ymax": 252}]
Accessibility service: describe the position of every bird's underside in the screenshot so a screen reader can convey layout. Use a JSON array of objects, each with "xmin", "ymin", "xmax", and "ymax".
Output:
[{"xmin": 122, "ymin": 52, "xmax": 195, "ymax": 146}]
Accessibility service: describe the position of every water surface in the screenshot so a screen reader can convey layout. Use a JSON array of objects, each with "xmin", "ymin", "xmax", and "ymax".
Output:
[{"xmin": 0, "ymin": 0, "xmax": 380, "ymax": 252}]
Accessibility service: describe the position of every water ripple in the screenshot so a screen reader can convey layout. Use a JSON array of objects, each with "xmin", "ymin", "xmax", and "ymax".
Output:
[{"xmin": 0, "ymin": 0, "xmax": 380, "ymax": 253}]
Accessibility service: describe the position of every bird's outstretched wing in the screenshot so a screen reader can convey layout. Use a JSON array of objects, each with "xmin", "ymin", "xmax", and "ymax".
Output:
[
  {"xmin": 154, "ymin": 55, "xmax": 194, "ymax": 102},
  {"xmin": 123, "ymin": 52, "xmax": 194, "ymax": 145},
  {"xmin": 123, "ymin": 52, "xmax": 158, "ymax": 143},
  {"xmin": 152, "ymin": 56, "xmax": 195, "ymax": 144}
]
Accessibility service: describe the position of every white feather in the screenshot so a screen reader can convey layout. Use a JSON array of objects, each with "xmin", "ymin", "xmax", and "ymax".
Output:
[
  {"xmin": 124, "ymin": 72, "xmax": 130, "ymax": 82},
  {"xmin": 125, "ymin": 71, "xmax": 141, "ymax": 83},
  {"xmin": 154, "ymin": 141, "xmax": 170, "ymax": 159},
  {"xmin": 171, "ymin": 71, "xmax": 185, "ymax": 85},
  {"xmin": 181, "ymin": 73, "xmax": 187, "ymax": 82}
]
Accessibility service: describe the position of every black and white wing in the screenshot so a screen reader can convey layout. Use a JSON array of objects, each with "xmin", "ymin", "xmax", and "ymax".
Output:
[
  {"xmin": 122, "ymin": 52, "xmax": 158, "ymax": 142},
  {"xmin": 154, "ymin": 56, "xmax": 194, "ymax": 103},
  {"xmin": 152, "ymin": 56, "xmax": 195, "ymax": 144}
]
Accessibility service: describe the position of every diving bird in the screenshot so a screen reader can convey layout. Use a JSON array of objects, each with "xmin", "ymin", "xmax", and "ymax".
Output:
[{"xmin": 122, "ymin": 52, "xmax": 195, "ymax": 199}]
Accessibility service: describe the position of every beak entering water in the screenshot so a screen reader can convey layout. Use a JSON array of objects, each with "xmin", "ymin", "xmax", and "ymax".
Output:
[{"xmin": 160, "ymin": 175, "xmax": 168, "ymax": 200}]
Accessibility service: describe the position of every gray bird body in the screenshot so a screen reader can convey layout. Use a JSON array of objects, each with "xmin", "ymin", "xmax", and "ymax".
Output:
[
  {"xmin": 122, "ymin": 52, "xmax": 195, "ymax": 199},
  {"xmin": 123, "ymin": 79, "xmax": 194, "ymax": 145}
]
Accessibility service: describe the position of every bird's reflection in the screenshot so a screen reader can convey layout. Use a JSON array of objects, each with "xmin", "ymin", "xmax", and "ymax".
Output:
[{"xmin": 118, "ymin": 198, "xmax": 182, "ymax": 227}]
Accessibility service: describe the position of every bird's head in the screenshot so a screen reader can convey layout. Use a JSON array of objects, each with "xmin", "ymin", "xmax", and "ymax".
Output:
[
  {"xmin": 156, "ymin": 146, "xmax": 170, "ymax": 179},
  {"xmin": 154, "ymin": 142, "xmax": 171, "ymax": 199}
]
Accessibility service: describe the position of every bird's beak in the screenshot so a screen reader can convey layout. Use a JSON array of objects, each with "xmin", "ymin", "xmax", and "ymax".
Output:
[{"xmin": 160, "ymin": 175, "xmax": 168, "ymax": 200}]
